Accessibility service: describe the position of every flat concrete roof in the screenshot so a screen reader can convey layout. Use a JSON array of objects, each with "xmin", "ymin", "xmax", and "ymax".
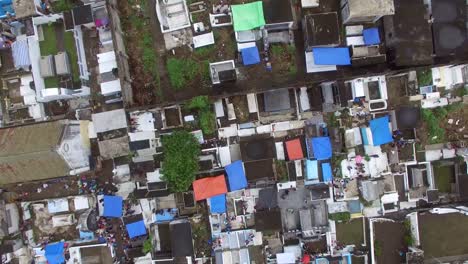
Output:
[{"xmin": 92, "ymin": 109, "xmax": 128, "ymax": 133}]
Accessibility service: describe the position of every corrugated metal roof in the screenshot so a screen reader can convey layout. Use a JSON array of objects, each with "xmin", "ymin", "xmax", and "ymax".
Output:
[{"xmin": 0, "ymin": 121, "xmax": 69, "ymax": 184}]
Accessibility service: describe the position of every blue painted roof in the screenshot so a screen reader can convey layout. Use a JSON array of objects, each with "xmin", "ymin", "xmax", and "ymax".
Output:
[
  {"xmin": 241, "ymin": 46, "xmax": 260, "ymax": 65},
  {"xmin": 45, "ymin": 242, "xmax": 65, "ymax": 264},
  {"xmin": 103, "ymin": 195, "xmax": 123, "ymax": 218},
  {"xmin": 311, "ymin": 137, "xmax": 332, "ymax": 160},
  {"xmin": 225, "ymin": 160, "xmax": 248, "ymax": 191},
  {"xmin": 321, "ymin": 162, "xmax": 333, "ymax": 182},
  {"xmin": 126, "ymin": 220, "xmax": 147, "ymax": 239},
  {"xmin": 155, "ymin": 208, "xmax": 178, "ymax": 223},
  {"xmin": 363, "ymin": 28, "xmax": 380, "ymax": 45},
  {"xmin": 312, "ymin": 47, "xmax": 351, "ymax": 65},
  {"xmin": 209, "ymin": 194, "xmax": 227, "ymax": 214},
  {"xmin": 370, "ymin": 116, "xmax": 393, "ymax": 146},
  {"xmin": 306, "ymin": 160, "xmax": 319, "ymax": 181}
]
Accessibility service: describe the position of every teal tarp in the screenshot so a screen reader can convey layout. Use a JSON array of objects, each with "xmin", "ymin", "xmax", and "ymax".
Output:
[{"xmin": 231, "ymin": 1, "xmax": 266, "ymax": 31}]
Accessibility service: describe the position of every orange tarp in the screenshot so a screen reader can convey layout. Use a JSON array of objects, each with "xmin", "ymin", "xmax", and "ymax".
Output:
[
  {"xmin": 193, "ymin": 175, "xmax": 228, "ymax": 201},
  {"xmin": 285, "ymin": 138, "xmax": 304, "ymax": 160}
]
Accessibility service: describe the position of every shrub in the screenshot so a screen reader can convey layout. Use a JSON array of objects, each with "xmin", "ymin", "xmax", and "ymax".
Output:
[
  {"xmin": 328, "ymin": 212, "xmax": 351, "ymax": 222},
  {"xmin": 199, "ymin": 109, "xmax": 216, "ymax": 135},
  {"xmin": 187, "ymin": 96, "xmax": 210, "ymax": 111},
  {"xmin": 142, "ymin": 238, "xmax": 152, "ymax": 254},
  {"xmin": 161, "ymin": 131, "xmax": 200, "ymax": 192},
  {"xmin": 374, "ymin": 240, "xmax": 382, "ymax": 256}
]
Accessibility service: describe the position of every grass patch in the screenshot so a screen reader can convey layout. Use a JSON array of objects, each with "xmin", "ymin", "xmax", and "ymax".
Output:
[
  {"xmin": 63, "ymin": 31, "xmax": 80, "ymax": 82},
  {"xmin": 422, "ymin": 108, "xmax": 445, "ymax": 144},
  {"xmin": 417, "ymin": 69, "xmax": 432, "ymax": 87},
  {"xmin": 275, "ymin": 160, "xmax": 288, "ymax": 182},
  {"xmin": 270, "ymin": 44, "xmax": 297, "ymax": 75},
  {"xmin": 52, "ymin": 0, "xmax": 74, "ymax": 12},
  {"xmin": 39, "ymin": 24, "xmax": 58, "ymax": 56},
  {"xmin": 433, "ymin": 165, "xmax": 454, "ymax": 193},
  {"xmin": 336, "ymin": 218, "xmax": 364, "ymax": 246},
  {"xmin": 186, "ymin": 96, "xmax": 217, "ymax": 135},
  {"xmin": 44, "ymin": 77, "xmax": 60, "ymax": 88},
  {"xmin": 329, "ymin": 212, "xmax": 351, "ymax": 222},
  {"xmin": 167, "ymin": 58, "xmax": 198, "ymax": 90},
  {"xmin": 422, "ymin": 103, "xmax": 462, "ymax": 144}
]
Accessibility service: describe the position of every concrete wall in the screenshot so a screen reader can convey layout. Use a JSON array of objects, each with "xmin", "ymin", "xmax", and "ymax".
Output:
[{"xmin": 107, "ymin": 0, "xmax": 134, "ymax": 106}]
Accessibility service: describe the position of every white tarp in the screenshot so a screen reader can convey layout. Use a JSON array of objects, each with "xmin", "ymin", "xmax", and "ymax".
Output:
[
  {"xmin": 47, "ymin": 199, "xmax": 69, "ymax": 214},
  {"xmin": 193, "ymin": 32, "xmax": 215, "ymax": 48},
  {"xmin": 247, "ymin": 93, "xmax": 258, "ymax": 113},
  {"xmin": 219, "ymin": 146, "xmax": 232, "ymax": 167},
  {"xmin": 100, "ymin": 79, "xmax": 121, "ymax": 95},
  {"xmin": 73, "ymin": 196, "xmax": 89, "ymax": 211},
  {"xmin": 276, "ymin": 253, "xmax": 295, "ymax": 264}
]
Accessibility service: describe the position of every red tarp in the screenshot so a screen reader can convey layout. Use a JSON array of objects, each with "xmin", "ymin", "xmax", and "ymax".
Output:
[
  {"xmin": 285, "ymin": 138, "xmax": 304, "ymax": 160},
  {"xmin": 193, "ymin": 175, "xmax": 228, "ymax": 201}
]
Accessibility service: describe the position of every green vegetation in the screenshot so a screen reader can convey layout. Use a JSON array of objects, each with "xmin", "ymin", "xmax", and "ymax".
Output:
[
  {"xmin": 39, "ymin": 24, "xmax": 58, "ymax": 56},
  {"xmin": 167, "ymin": 58, "xmax": 198, "ymax": 90},
  {"xmin": 403, "ymin": 220, "xmax": 414, "ymax": 246},
  {"xmin": 64, "ymin": 31, "xmax": 80, "ymax": 82},
  {"xmin": 270, "ymin": 44, "xmax": 297, "ymax": 75},
  {"xmin": 433, "ymin": 165, "xmax": 454, "ymax": 193},
  {"xmin": 52, "ymin": 0, "xmax": 74, "ymax": 12},
  {"xmin": 44, "ymin": 77, "xmax": 60, "ymax": 88},
  {"xmin": 186, "ymin": 96, "xmax": 217, "ymax": 135},
  {"xmin": 39, "ymin": 24, "xmax": 79, "ymax": 82},
  {"xmin": 123, "ymin": 3, "xmax": 159, "ymax": 88},
  {"xmin": 142, "ymin": 238, "xmax": 153, "ymax": 254},
  {"xmin": 328, "ymin": 212, "xmax": 351, "ymax": 222},
  {"xmin": 422, "ymin": 108, "xmax": 445, "ymax": 144},
  {"xmin": 275, "ymin": 160, "xmax": 288, "ymax": 182},
  {"xmin": 161, "ymin": 131, "xmax": 200, "ymax": 192},
  {"xmin": 374, "ymin": 240, "xmax": 382, "ymax": 257},
  {"xmin": 455, "ymin": 86, "xmax": 468, "ymax": 97},
  {"xmin": 336, "ymin": 218, "xmax": 364, "ymax": 246},
  {"xmin": 417, "ymin": 69, "xmax": 432, "ymax": 87},
  {"xmin": 186, "ymin": 95, "xmax": 210, "ymax": 110}
]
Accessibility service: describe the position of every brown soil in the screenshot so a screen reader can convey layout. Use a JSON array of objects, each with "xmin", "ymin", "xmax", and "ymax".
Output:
[
  {"xmin": 231, "ymin": 95, "xmax": 250, "ymax": 123},
  {"xmin": 418, "ymin": 105, "xmax": 467, "ymax": 146},
  {"xmin": 165, "ymin": 108, "xmax": 181, "ymax": 127},
  {"xmin": 373, "ymin": 221, "xmax": 406, "ymax": 264},
  {"xmin": 118, "ymin": 0, "xmax": 163, "ymax": 106}
]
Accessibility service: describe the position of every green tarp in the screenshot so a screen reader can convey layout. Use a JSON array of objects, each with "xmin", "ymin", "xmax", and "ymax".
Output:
[{"xmin": 231, "ymin": 1, "xmax": 266, "ymax": 32}]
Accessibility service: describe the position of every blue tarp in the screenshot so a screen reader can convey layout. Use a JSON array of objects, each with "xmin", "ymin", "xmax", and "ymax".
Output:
[
  {"xmin": 311, "ymin": 137, "xmax": 332, "ymax": 160},
  {"xmin": 79, "ymin": 230, "xmax": 94, "ymax": 240},
  {"xmin": 225, "ymin": 160, "xmax": 248, "ymax": 191},
  {"xmin": 361, "ymin": 127, "xmax": 369, "ymax": 145},
  {"xmin": 370, "ymin": 116, "xmax": 393, "ymax": 146},
  {"xmin": 321, "ymin": 163, "xmax": 332, "ymax": 182},
  {"xmin": 363, "ymin": 28, "xmax": 380, "ymax": 45},
  {"xmin": 241, "ymin": 46, "xmax": 260, "ymax": 65},
  {"xmin": 306, "ymin": 160, "xmax": 319, "ymax": 181},
  {"xmin": 0, "ymin": 0, "xmax": 14, "ymax": 18},
  {"xmin": 103, "ymin": 195, "xmax": 123, "ymax": 218},
  {"xmin": 312, "ymin": 47, "xmax": 351, "ymax": 65},
  {"xmin": 155, "ymin": 208, "xmax": 178, "ymax": 222},
  {"xmin": 209, "ymin": 194, "xmax": 227, "ymax": 213},
  {"xmin": 45, "ymin": 242, "xmax": 65, "ymax": 264},
  {"xmin": 126, "ymin": 220, "xmax": 147, "ymax": 239}
]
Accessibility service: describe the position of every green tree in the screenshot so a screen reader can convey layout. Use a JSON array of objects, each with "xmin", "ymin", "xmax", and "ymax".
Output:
[
  {"xmin": 142, "ymin": 238, "xmax": 153, "ymax": 254},
  {"xmin": 161, "ymin": 131, "xmax": 201, "ymax": 192}
]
